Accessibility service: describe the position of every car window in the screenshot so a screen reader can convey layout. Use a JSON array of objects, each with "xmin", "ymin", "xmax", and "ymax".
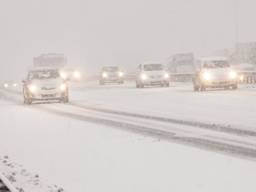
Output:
[
  {"xmin": 144, "ymin": 64, "xmax": 163, "ymax": 71},
  {"xmin": 203, "ymin": 61, "xmax": 230, "ymax": 69},
  {"xmin": 103, "ymin": 67, "xmax": 119, "ymax": 72},
  {"xmin": 28, "ymin": 70, "xmax": 60, "ymax": 80}
]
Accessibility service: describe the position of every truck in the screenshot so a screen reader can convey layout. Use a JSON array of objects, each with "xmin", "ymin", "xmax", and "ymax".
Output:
[{"xmin": 33, "ymin": 53, "xmax": 67, "ymax": 69}]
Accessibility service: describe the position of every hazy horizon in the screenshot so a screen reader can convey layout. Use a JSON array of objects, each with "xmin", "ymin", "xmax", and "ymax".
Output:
[{"xmin": 1, "ymin": 0, "xmax": 256, "ymax": 81}]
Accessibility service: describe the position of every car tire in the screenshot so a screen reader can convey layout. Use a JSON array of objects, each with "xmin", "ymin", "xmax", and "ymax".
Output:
[
  {"xmin": 224, "ymin": 86, "xmax": 230, "ymax": 90},
  {"xmin": 99, "ymin": 80, "xmax": 104, "ymax": 85},
  {"xmin": 62, "ymin": 96, "xmax": 69, "ymax": 103},
  {"xmin": 24, "ymin": 98, "xmax": 32, "ymax": 105},
  {"xmin": 136, "ymin": 81, "xmax": 142, "ymax": 88},
  {"xmin": 194, "ymin": 85, "xmax": 199, "ymax": 92},
  {"xmin": 200, "ymin": 86, "xmax": 206, "ymax": 91},
  {"xmin": 232, "ymin": 84, "xmax": 238, "ymax": 90}
]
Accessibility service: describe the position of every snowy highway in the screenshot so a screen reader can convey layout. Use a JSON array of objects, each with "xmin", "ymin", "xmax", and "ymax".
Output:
[{"xmin": 1, "ymin": 82, "xmax": 256, "ymax": 191}]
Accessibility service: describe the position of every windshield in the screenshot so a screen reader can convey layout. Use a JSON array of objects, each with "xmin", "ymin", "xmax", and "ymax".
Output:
[
  {"xmin": 103, "ymin": 67, "xmax": 119, "ymax": 72},
  {"xmin": 203, "ymin": 60, "xmax": 230, "ymax": 69},
  {"xmin": 28, "ymin": 70, "xmax": 60, "ymax": 80},
  {"xmin": 144, "ymin": 64, "xmax": 164, "ymax": 71}
]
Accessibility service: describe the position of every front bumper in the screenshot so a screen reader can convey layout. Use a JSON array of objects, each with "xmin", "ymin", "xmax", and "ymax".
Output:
[
  {"xmin": 140, "ymin": 78, "xmax": 169, "ymax": 85},
  {"xmin": 203, "ymin": 80, "xmax": 237, "ymax": 87},
  {"xmin": 30, "ymin": 94, "xmax": 66, "ymax": 100},
  {"xmin": 28, "ymin": 89, "xmax": 68, "ymax": 100},
  {"xmin": 101, "ymin": 77, "xmax": 124, "ymax": 82}
]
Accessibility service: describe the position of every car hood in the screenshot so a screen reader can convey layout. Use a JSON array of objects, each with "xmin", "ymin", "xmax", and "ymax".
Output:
[
  {"xmin": 30, "ymin": 78, "xmax": 63, "ymax": 88},
  {"xmin": 142, "ymin": 71, "xmax": 167, "ymax": 76},
  {"xmin": 202, "ymin": 68, "xmax": 235, "ymax": 81}
]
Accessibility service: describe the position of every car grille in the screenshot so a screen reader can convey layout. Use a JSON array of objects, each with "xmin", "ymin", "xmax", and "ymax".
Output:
[
  {"xmin": 212, "ymin": 81, "xmax": 230, "ymax": 85},
  {"xmin": 41, "ymin": 94, "xmax": 56, "ymax": 98},
  {"xmin": 41, "ymin": 87, "xmax": 56, "ymax": 90},
  {"xmin": 150, "ymin": 75, "xmax": 162, "ymax": 79}
]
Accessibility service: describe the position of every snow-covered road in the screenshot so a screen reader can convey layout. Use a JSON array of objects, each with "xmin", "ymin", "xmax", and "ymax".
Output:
[
  {"xmin": 1, "ymin": 82, "xmax": 256, "ymax": 192},
  {"xmin": 70, "ymin": 82, "xmax": 256, "ymax": 131}
]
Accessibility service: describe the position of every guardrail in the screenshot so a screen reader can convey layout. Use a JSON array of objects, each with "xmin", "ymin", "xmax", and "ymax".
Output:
[
  {"xmin": 170, "ymin": 73, "xmax": 194, "ymax": 82},
  {"xmin": 169, "ymin": 71, "xmax": 256, "ymax": 84},
  {"xmin": 239, "ymin": 71, "xmax": 256, "ymax": 84},
  {"xmin": 2, "ymin": 71, "xmax": 256, "ymax": 86},
  {"xmin": 0, "ymin": 172, "xmax": 18, "ymax": 192}
]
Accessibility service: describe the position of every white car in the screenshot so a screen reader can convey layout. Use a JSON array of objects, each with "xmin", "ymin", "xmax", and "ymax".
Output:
[
  {"xmin": 193, "ymin": 57, "xmax": 238, "ymax": 91},
  {"xmin": 59, "ymin": 68, "xmax": 82, "ymax": 82},
  {"xmin": 99, "ymin": 66, "xmax": 124, "ymax": 85},
  {"xmin": 23, "ymin": 68, "xmax": 69, "ymax": 104},
  {"xmin": 136, "ymin": 63, "xmax": 170, "ymax": 88}
]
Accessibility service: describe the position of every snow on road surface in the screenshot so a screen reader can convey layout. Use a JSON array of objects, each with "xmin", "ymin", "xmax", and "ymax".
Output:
[
  {"xmin": 71, "ymin": 81, "xmax": 256, "ymax": 131},
  {"xmin": 1, "ymin": 84, "xmax": 256, "ymax": 192}
]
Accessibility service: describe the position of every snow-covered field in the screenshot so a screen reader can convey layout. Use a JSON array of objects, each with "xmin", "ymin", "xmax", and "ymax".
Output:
[{"xmin": 0, "ymin": 82, "xmax": 256, "ymax": 192}]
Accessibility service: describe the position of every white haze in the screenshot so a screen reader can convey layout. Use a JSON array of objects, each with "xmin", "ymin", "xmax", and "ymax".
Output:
[{"xmin": 0, "ymin": 0, "xmax": 256, "ymax": 81}]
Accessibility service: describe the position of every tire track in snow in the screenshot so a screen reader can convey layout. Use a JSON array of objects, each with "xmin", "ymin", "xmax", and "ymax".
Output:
[
  {"xmin": 69, "ymin": 102, "xmax": 256, "ymax": 137},
  {"xmin": 36, "ymin": 103, "xmax": 256, "ymax": 161},
  {"xmin": 2, "ymin": 88, "xmax": 256, "ymax": 161}
]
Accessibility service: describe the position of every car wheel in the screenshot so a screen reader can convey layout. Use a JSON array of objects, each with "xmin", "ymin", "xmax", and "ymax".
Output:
[
  {"xmin": 136, "ymin": 81, "xmax": 142, "ymax": 88},
  {"xmin": 194, "ymin": 86, "xmax": 199, "ymax": 92},
  {"xmin": 25, "ymin": 98, "xmax": 32, "ymax": 105},
  {"xmin": 99, "ymin": 80, "xmax": 104, "ymax": 85},
  {"xmin": 200, "ymin": 86, "xmax": 206, "ymax": 91},
  {"xmin": 232, "ymin": 84, "xmax": 238, "ymax": 90},
  {"xmin": 224, "ymin": 86, "xmax": 230, "ymax": 90},
  {"xmin": 62, "ymin": 96, "xmax": 69, "ymax": 103}
]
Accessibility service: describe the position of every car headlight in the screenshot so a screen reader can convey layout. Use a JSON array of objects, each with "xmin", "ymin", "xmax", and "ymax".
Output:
[
  {"xmin": 239, "ymin": 75, "xmax": 244, "ymax": 81},
  {"xmin": 140, "ymin": 73, "xmax": 148, "ymax": 80},
  {"xmin": 60, "ymin": 72, "xmax": 68, "ymax": 80},
  {"xmin": 3, "ymin": 83, "xmax": 9, "ymax": 88},
  {"xmin": 229, "ymin": 71, "xmax": 237, "ymax": 79},
  {"xmin": 28, "ymin": 84, "xmax": 37, "ymax": 93},
  {"xmin": 102, "ymin": 72, "xmax": 108, "ymax": 78},
  {"xmin": 118, "ymin": 72, "xmax": 124, "ymax": 77},
  {"xmin": 164, "ymin": 73, "xmax": 170, "ymax": 79},
  {"xmin": 60, "ymin": 83, "xmax": 67, "ymax": 91},
  {"xmin": 202, "ymin": 72, "xmax": 212, "ymax": 81},
  {"xmin": 73, "ymin": 71, "xmax": 81, "ymax": 79}
]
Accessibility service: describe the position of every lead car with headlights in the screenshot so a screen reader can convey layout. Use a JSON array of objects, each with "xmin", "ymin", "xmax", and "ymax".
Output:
[
  {"xmin": 23, "ymin": 68, "xmax": 69, "ymax": 104},
  {"xmin": 136, "ymin": 63, "xmax": 170, "ymax": 88},
  {"xmin": 193, "ymin": 57, "xmax": 238, "ymax": 91}
]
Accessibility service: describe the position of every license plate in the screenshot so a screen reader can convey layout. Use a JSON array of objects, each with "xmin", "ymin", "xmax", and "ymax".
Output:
[{"xmin": 42, "ymin": 94, "xmax": 56, "ymax": 98}]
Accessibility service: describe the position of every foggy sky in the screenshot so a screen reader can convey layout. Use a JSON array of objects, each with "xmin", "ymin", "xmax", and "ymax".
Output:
[{"xmin": 0, "ymin": 0, "xmax": 256, "ymax": 80}]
